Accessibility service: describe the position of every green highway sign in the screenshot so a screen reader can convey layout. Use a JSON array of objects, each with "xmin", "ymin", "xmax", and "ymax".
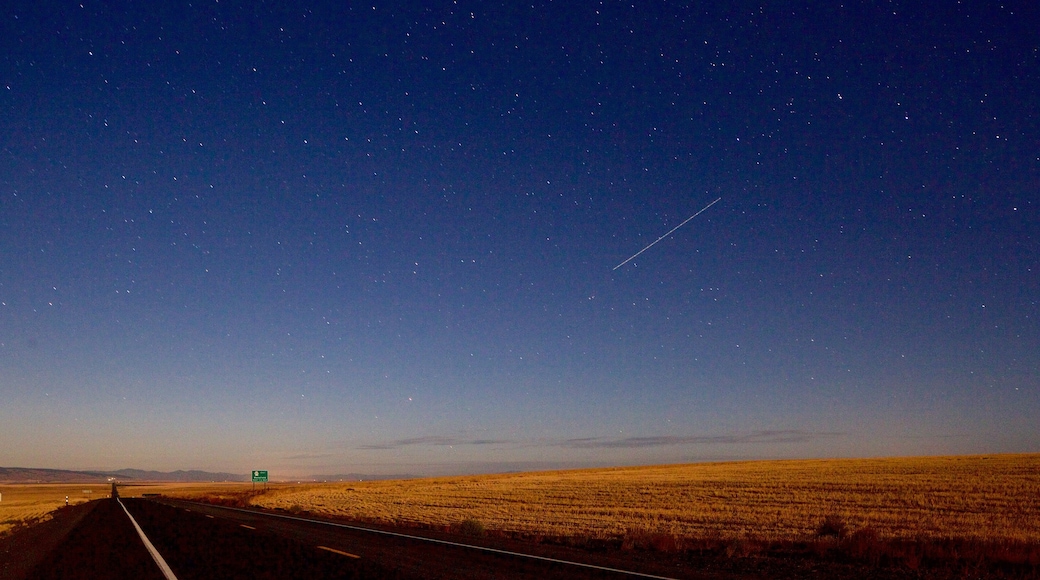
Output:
[{"xmin": 252, "ymin": 470, "xmax": 268, "ymax": 483}]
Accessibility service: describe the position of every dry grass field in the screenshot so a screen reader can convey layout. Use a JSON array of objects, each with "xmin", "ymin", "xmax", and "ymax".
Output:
[
  {"xmin": 183, "ymin": 454, "xmax": 1040, "ymax": 545},
  {"xmin": 0, "ymin": 482, "xmax": 254, "ymax": 536},
  {"xmin": 0, "ymin": 484, "xmax": 109, "ymax": 536},
  {"xmin": 119, "ymin": 481, "xmax": 255, "ymax": 498}
]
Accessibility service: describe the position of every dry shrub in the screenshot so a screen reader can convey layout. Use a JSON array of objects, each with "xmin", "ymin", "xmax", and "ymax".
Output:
[
  {"xmin": 816, "ymin": 514, "xmax": 848, "ymax": 539},
  {"xmin": 561, "ymin": 534, "xmax": 593, "ymax": 549},
  {"xmin": 621, "ymin": 527, "xmax": 650, "ymax": 551},
  {"xmin": 724, "ymin": 538, "xmax": 761, "ymax": 558},
  {"xmin": 650, "ymin": 532, "xmax": 681, "ymax": 552},
  {"xmin": 842, "ymin": 526, "xmax": 882, "ymax": 564},
  {"xmin": 684, "ymin": 534, "xmax": 726, "ymax": 555},
  {"xmin": 452, "ymin": 518, "xmax": 486, "ymax": 537},
  {"xmin": 825, "ymin": 532, "xmax": 1040, "ymax": 576},
  {"xmin": 903, "ymin": 547, "xmax": 922, "ymax": 571},
  {"xmin": 184, "ymin": 489, "xmax": 266, "ymax": 509},
  {"xmin": 621, "ymin": 527, "xmax": 682, "ymax": 552}
]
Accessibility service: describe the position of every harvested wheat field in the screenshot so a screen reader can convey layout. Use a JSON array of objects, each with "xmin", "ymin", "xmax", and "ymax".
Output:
[
  {"xmin": 217, "ymin": 454, "xmax": 1039, "ymax": 544},
  {"xmin": 0, "ymin": 485, "xmax": 107, "ymax": 536},
  {"xmin": 0, "ymin": 482, "xmax": 255, "ymax": 537},
  {"xmin": 118, "ymin": 481, "xmax": 254, "ymax": 498}
]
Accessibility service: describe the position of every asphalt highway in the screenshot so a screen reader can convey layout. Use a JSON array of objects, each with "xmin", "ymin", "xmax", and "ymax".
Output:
[
  {"xmin": 23, "ymin": 498, "xmax": 683, "ymax": 580},
  {"xmin": 26, "ymin": 498, "xmax": 169, "ymax": 580},
  {"xmin": 27, "ymin": 498, "xmax": 380, "ymax": 579}
]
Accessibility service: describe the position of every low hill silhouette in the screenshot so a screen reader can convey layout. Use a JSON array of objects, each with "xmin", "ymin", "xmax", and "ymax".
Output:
[{"xmin": 0, "ymin": 466, "xmax": 246, "ymax": 483}]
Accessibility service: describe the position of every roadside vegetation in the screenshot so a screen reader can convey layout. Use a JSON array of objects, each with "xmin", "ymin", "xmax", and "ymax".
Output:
[
  {"xmin": 6, "ymin": 455, "xmax": 1037, "ymax": 575},
  {"xmin": 180, "ymin": 454, "xmax": 1040, "ymax": 575},
  {"xmin": 0, "ymin": 484, "xmax": 104, "ymax": 536},
  {"xmin": 227, "ymin": 455, "xmax": 1040, "ymax": 542},
  {"xmin": 0, "ymin": 482, "xmax": 248, "ymax": 537}
]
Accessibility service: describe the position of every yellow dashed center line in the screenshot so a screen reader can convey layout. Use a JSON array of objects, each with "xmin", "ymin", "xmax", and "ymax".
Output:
[
  {"xmin": 318, "ymin": 546, "xmax": 361, "ymax": 559},
  {"xmin": 240, "ymin": 524, "xmax": 255, "ymax": 530}
]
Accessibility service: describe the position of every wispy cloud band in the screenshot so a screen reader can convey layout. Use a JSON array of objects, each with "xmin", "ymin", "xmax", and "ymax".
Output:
[
  {"xmin": 358, "ymin": 435, "xmax": 511, "ymax": 450},
  {"xmin": 358, "ymin": 430, "xmax": 842, "ymax": 451},
  {"xmin": 559, "ymin": 430, "xmax": 841, "ymax": 449}
]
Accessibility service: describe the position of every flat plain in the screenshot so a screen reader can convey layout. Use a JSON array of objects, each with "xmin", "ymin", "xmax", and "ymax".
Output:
[
  {"xmin": 0, "ymin": 484, "xmax": 107, "ymax": 536},
  {"xmin": 5, "ymin": 454, "xmax": 1039, "ymax": 548},
  {"xmin": 182, "ymin": 454, "xmax": 1040, "ymax": 544},
  {"xmin": 0, "ymin": 482, "xmax": 250, "ymax": 537}
]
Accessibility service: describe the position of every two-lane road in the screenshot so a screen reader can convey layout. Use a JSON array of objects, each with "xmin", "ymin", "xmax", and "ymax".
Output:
[
  {"xmin": 26, "ymin": 498, "xmax": 391, "ymax": 579},
  {"xmin": 25, "ymin": 498, "xmax": 685, "ymax": 579},
  {"xmin": 28, "ymin": 499, "xmax": 170, "ymax": 580}
]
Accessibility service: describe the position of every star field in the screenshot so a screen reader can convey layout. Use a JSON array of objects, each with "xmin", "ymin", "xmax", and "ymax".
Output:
[{"xmin": 1, "ymin": 1, "xmax": 1037, "ymax": 476}]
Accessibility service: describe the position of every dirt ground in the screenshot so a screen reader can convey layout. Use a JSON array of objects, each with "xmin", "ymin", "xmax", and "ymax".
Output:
[{"xmin": 0, "ymin": 501, "xmax": 97, "ymax": 580}]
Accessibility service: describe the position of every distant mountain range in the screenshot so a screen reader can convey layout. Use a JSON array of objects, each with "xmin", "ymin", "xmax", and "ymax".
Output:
[
  {"xmin": 109, "ymin": 469, "xmax": 248, "ymax": 482},
  {"xmin": 0, "ymin": 467, "xmax": 247, "ymax": 483},
  {"xmin": 303, "ymin": 473, "xmax": 420, "ymax": 482},
  {"xmin": 0, "ymin": 467, "xmax": 425, "ymax": 484}
]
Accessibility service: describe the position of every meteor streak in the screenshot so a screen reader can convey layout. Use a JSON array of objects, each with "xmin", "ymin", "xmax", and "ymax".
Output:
[{"xmin": 612, "ymin": 197, "xmax": 721, "ymax": 270}]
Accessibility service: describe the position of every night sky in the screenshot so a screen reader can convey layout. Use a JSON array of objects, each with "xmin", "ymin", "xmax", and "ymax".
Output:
[{"xmin": 1, "ymin": 1, "xmax": 1037, "ymax": 477}]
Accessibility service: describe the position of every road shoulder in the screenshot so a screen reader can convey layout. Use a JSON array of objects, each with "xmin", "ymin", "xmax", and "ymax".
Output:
[{"xmin": 0, "ymin": 501, "xmax": 99, "ymax": 580}]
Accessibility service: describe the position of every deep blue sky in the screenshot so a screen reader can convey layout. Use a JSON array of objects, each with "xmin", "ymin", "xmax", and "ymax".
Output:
[{"xmin": 1, "ymin": 1, "xmax": 1037, "ymax": 476}]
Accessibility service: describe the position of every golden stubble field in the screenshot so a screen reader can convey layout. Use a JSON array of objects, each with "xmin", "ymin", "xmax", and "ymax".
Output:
[
  {"xmin": 190, "ymin": 454, "xmax": 1040, "ymax": 543},
  {"xmin": 0, "ymin": 482, "xmax": 252, "ymax": 536},
  {"xmin": 0, "ymin": 484, "xmax": 108, "ymax": 535},
  {"xmin": 4, "ymin": 455, "xmax": 1038, "ymax": 546}
]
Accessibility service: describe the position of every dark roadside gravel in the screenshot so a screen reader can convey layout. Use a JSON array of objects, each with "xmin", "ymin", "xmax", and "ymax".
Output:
[{"xmin": 0, "ymin": 501, "xmax": 97, "ymax": 580}]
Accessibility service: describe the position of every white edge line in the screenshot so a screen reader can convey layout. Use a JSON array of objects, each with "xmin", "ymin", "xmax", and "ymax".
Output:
[
  {"xmin": 172, "ymin": 501, "xmax": 678, "ymax": 580},
  {"xmin": 118, "ymin": 499, "xmax": 179, "ymax": 580}
]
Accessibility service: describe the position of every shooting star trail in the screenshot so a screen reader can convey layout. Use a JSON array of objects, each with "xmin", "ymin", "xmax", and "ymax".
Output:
[{"xmin": 613, "ymin": 197, "xmax": 721, "ymax": 271}]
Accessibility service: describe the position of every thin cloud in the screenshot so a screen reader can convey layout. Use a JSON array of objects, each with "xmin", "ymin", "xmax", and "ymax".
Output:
[
  {"xmin": 560, "ymin": 430, "xmax": 843, "ymax": 449},
  {"xmin": 283, "ymin": 452, "xmax": 337, "ymax": 460},
  {"xmin": 357, "ymin": 430, "xmax": 842, "ymax": 451},
  {"xmin": 358, "ymin": 435, "xmax": 512, "ymax": 450}
]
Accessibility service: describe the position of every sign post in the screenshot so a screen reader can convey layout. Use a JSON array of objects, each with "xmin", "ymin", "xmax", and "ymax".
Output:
[{"xmin": 251, "ymin": 470, "xmax": 269, "ymax": 491}]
